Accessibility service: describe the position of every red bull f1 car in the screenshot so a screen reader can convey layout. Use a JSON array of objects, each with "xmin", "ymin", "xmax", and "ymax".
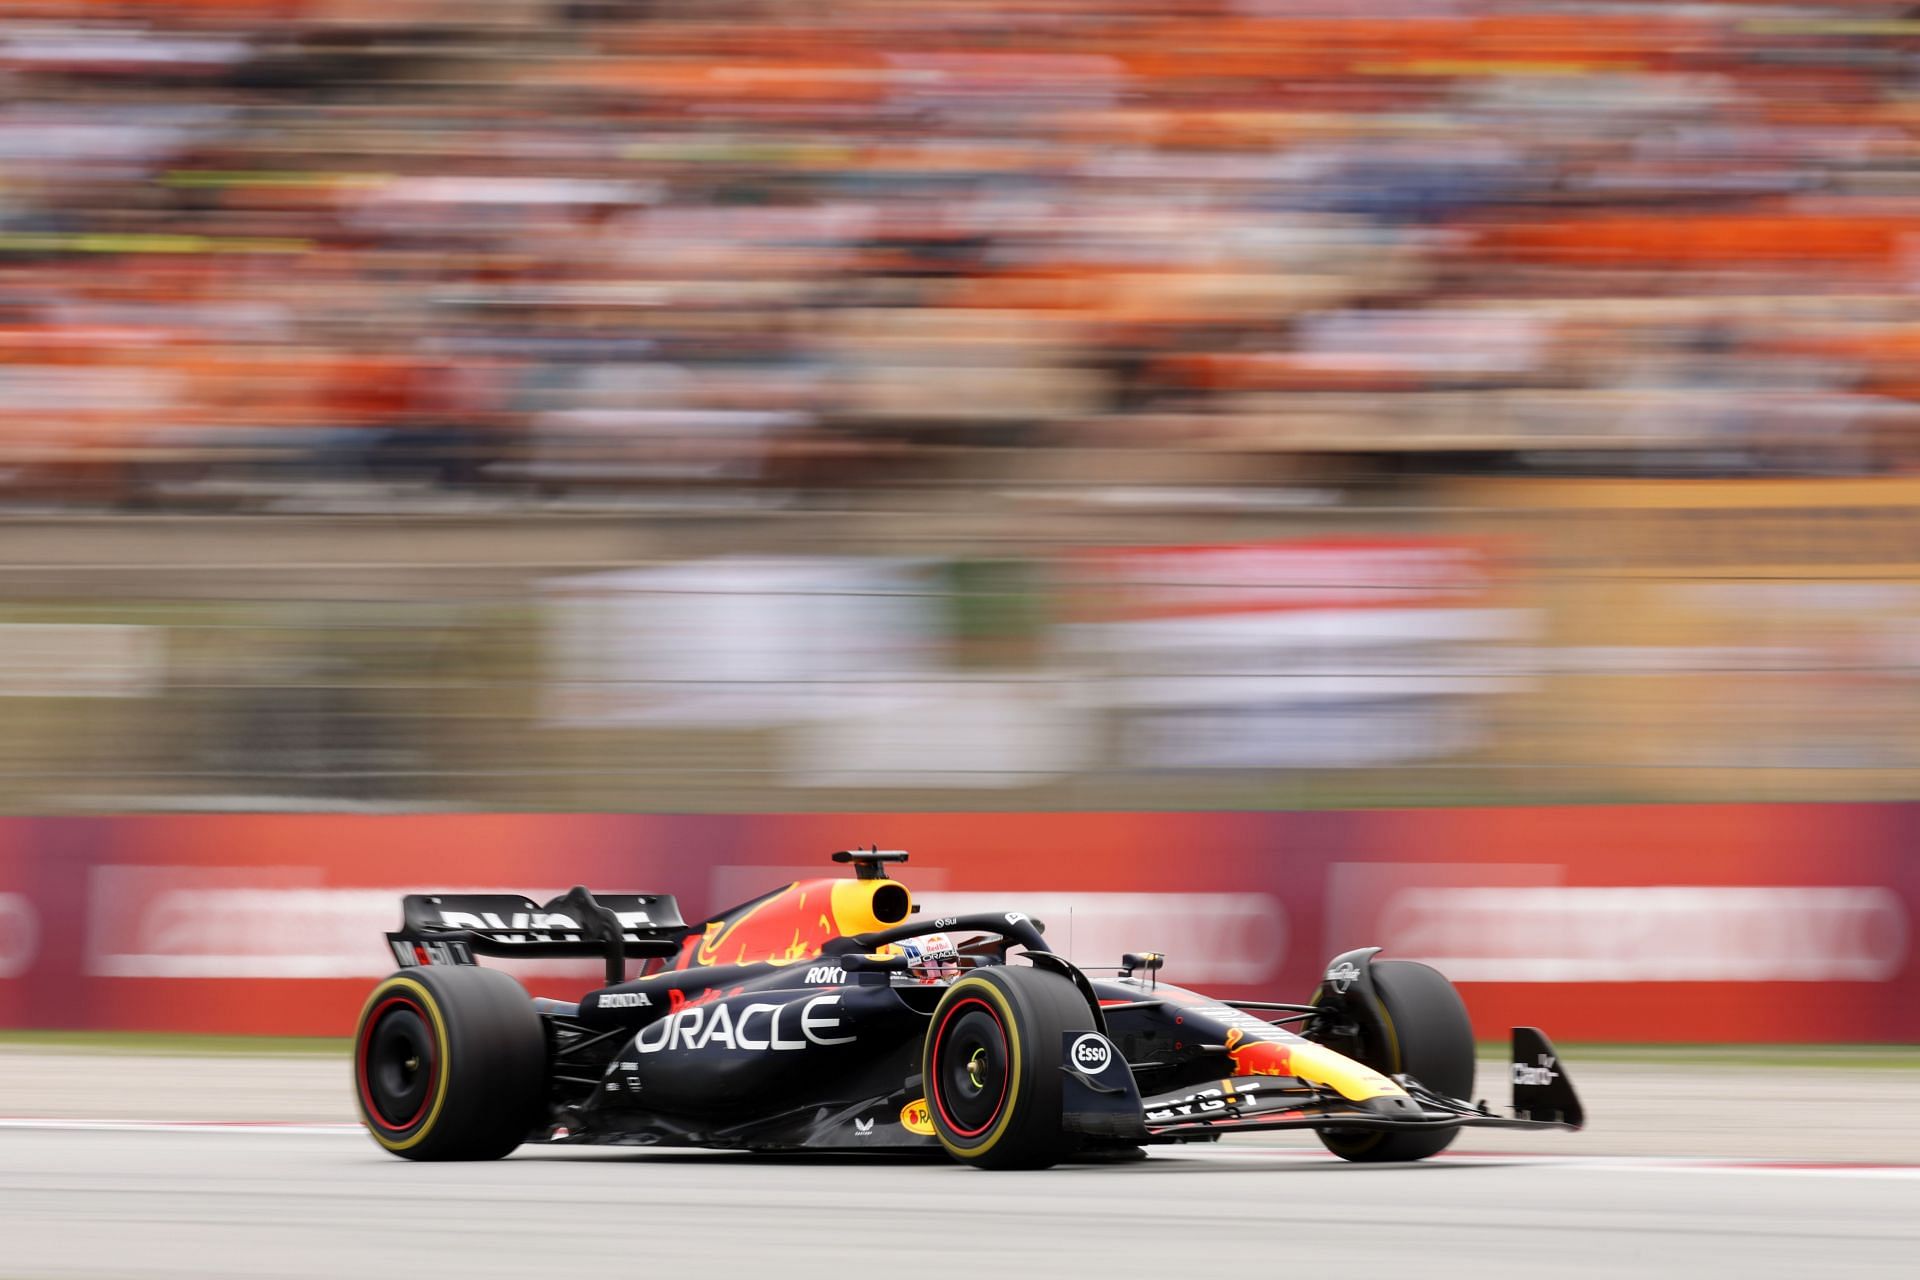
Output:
[{"xmin": 353, "ymin": 850, "xmax": 1584, "ymax": 1169}]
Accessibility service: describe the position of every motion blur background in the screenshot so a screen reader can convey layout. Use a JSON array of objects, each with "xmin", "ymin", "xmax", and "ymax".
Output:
[{"xmin": 2, "ymin": 0, "xmax": 1919, "ymax": 1041}]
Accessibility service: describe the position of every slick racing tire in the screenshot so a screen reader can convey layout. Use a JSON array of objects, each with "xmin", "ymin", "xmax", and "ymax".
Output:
[
  {"xmin": 353, "ymin": 966, "xmax": 546, "ymax": 1161},
  {"xmin": 1317, "ymin": 960, "xmax": 1475, "ymax": 1164},
  {"xmin": 922, "ymin": 965, "xmax": 1097, "ymax": 1170}
]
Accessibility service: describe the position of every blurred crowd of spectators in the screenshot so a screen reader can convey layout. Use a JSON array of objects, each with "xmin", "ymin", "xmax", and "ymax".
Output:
[{"xmin": 11, "ymin": 0, "xmax": 1920, "ymax": 505}]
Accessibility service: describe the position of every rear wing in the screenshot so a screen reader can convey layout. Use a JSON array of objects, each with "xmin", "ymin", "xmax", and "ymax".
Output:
[{"xmin": 388, "ymin": 886, "xmax": 687, "ymax": 984}]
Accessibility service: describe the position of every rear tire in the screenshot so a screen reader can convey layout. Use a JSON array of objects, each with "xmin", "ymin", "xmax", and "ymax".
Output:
[
  {"xmin": 353, "ymin": 967, "xmax": 547, "ymax": 1161},
  {"xmin": 1316, "ymin": 960, "xmax": 1474, "ymax": 1164},
  {"xmin": 922, "ymin": 965, "xmax": 1096, "ymax": 1170}
]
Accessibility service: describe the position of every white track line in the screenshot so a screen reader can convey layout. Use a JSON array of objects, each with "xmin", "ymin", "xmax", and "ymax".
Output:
[
  {"xmin": 0, "ymin": 1118, "xmax": 360, "ymax": 1135},
  {"xmin": 1168, "ymin": 1145, "xmax": 1920, "ymax": 1178},
  {"xmin": 3, "ymin": 1120, "xmax": 1915, "ymax": 1179}
]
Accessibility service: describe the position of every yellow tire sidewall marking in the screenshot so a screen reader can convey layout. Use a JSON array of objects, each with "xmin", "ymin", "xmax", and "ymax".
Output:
[
  {"xmin": 355, "ymin": 975, "xmax": 452, "ymax": 1152},
  {"xmin": 931, "ymin": 977, "xmax": 1023, "ymax": 1159}
]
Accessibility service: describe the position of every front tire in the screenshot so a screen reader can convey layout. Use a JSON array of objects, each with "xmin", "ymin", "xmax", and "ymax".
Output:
[
  {"xmin": 1316, "ymin": 959, "xmax": 1475, "ymax": 1164},
  {"xmin": 353, "ymin": 966, "xmax": 547, "ymax": 1161},
  {"xmin": 922, "ymin": 965, "xmax": 1096, "ymax": 1170}
]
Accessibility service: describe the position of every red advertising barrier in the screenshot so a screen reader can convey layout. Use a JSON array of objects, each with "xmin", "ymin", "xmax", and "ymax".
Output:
[{"xmin": 0, "ymin": 806, "xmax": 1914, "ymax": 1042}]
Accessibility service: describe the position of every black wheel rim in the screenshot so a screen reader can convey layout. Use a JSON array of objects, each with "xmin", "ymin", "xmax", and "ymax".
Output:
[
  {"xmin": 933, "ymin": 999, "xmax": 1009, "ymax": 1139},
  {"xmin": 359, "ymin": 997, "xmax": 435, "ymax": 1131}
]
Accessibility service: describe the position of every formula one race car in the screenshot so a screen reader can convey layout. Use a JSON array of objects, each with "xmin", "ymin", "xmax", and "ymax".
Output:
[{"xmin": 353, "ymin": 850, "xmax": 1584, "ymax": 1168}]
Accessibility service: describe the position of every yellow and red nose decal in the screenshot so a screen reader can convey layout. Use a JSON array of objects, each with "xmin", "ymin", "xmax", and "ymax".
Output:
[
  {"xmin": 1224, "ymin": 1028, "xmax": 1404, "ymax": 1102},
  {"xmin": 899, "ymin": 1098, "xmax": 936, "ymax": 1136}
]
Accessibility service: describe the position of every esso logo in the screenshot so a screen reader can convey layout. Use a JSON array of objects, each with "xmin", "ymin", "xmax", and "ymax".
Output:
[{"xmin": 1070, "ymin": 1033, "xmax": 1112, "ymax": 1073}]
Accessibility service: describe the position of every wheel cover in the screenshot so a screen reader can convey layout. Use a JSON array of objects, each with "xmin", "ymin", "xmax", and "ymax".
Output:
[
  {"xmin": 931, "ymin": 998, "xmax": 1010, "ymax": 1139},
  {"xmin": 357, "ymin": 995, "xmax": 438, "ymax": 1132}
]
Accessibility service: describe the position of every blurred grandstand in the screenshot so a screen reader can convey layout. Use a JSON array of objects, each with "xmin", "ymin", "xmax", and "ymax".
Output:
[{"xmin": 6, "ymin": 1, "xmax": 1920, "ymax": 814}]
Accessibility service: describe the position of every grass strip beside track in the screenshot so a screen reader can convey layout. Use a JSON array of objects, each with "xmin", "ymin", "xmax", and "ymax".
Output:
[
  {"xmin": 1478, "ymin": 1042, "xmax": 1920, "ymax": 1070},
  {"xmin": 0, "ymin": 1030, "xmax": 348, "ymax": 1057}
]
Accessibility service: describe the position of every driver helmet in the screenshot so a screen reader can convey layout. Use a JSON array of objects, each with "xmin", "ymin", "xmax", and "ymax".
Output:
[{"xmin": 883, "ymin": 931, "xmax": 961, "ymax": 984}]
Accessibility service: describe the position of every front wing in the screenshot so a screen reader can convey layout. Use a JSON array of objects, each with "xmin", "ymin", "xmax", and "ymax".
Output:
[{"xmin": 1065, "ymin": 1026, "xmax": 1585, "ymax": 1144}]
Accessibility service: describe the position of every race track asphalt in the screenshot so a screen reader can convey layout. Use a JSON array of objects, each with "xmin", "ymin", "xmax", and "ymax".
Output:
[
  {"xmin": 3, "ymin": 1050, "xmax": 1918, "ymax": 1279},
  {"xmin": 10, "ymin": 1048, "xmax": 1920, "ymax": 1160},
  {"xmin": 2, "ymin": 1125, "xmax": 1917, "ymax": 1280}
]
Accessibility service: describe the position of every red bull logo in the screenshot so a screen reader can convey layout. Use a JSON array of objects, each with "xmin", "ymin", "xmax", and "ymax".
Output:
[{"xmin": 1225, "ymin": 1027, "xmax": 1294, "ymax": 1077}]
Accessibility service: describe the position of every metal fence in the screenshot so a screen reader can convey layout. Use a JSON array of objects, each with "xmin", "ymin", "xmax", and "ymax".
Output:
[{"xmin": 4, "ymin": 482, "xmax": 1919, "ymax": 814}]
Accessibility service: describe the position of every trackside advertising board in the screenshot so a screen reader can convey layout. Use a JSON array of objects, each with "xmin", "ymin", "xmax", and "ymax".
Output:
[{"xmin": 0, "ymin": 806, "xmax": 1914, "ymax": 1041}]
